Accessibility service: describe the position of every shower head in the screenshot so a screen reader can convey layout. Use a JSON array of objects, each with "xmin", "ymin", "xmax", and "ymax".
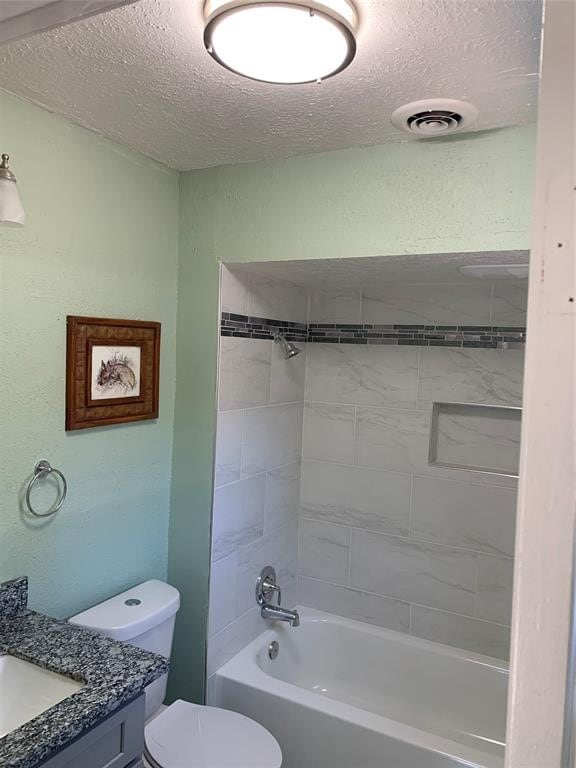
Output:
[{"xmin": 274, "ymin": 332, "xmax": 301, "ymax": 360}]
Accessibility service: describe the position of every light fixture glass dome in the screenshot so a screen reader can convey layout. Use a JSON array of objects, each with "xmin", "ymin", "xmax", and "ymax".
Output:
[
  {"xmin": 0, "ymin": 155, "xmax": 25, "ymax": 227},
  {"xmin": 204, "ymin": 0, "xmax": 358, "ymax": 84}
]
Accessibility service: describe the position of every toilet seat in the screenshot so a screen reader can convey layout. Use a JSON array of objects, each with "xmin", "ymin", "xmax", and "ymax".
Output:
[{"xmin": 144, "ymin": 700, "xmax": 283, "ymax": 768}]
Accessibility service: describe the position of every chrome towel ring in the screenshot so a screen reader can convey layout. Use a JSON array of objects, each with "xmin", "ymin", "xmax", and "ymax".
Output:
[{"xmin": 25, "ymin": 460, "xmax": 67, "ymax": 518}]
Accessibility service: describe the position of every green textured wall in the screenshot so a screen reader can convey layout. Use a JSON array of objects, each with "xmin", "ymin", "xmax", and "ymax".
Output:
[
  {"xmin": 168, "ymin": 170, "xmax": 219, "ymax": 703},
  {"xmin": 206, "ymin": 125, "xmax": 535, "ymax": 263},
  {"xmin": 0, "ymin": 89, "xmax": 179, "ymax": 619}
]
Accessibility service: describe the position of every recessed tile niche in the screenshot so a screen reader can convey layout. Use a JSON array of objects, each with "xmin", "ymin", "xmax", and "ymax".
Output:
[{"xmin": 429, "ymin": 402, "xmax": 522, "ymax": 477}]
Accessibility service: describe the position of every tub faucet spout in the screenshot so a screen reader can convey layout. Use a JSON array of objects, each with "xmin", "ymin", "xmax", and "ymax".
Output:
[
  {"xmin": 256, "ymin": 565, "xmax": 300, "ymax": 627},
  {"xmin": 260, "ymin": 603, "xmax": 300, "ymax": 627}
]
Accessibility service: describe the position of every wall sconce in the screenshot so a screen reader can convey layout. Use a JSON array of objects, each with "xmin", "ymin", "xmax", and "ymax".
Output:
[{"xmin": 0, "ymin": 153, "xmax": 25, "ymax": 227}]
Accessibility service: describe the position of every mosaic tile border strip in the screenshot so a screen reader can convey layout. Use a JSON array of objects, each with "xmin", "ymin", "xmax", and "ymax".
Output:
[
  {"xmin": 221, "ymin": 313, "xmax": 308, "ymax": 341},
  {"xmin": 221, "ymin": 313, "xmax": 526, "ymax": 349}
]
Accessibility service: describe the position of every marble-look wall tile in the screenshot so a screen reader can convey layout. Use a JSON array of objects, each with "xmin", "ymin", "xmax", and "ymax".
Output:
[
  {"xmin": 270, "ymin": 340, "xmax": 306, "ymax": 404},
  {"xmin": 355, "ymin": 403, "xmax": 518, "ymax": 488},
  {"xmin": 302, "ymin": 403, "xmax": 356, "ymax": 464},
  {"xmin": 350, "ymin": 529, "xmax": 477, "ymax": 615},
  {"xmin": 361, "ymin": 283, "xmax": 492, "ymax": 326},
  {"xmin": 418, "ymin": 348, "xmax": 524, "ymax": 407},
  {"xmin": 211, "ymin": 475, "xmax": 265, "ymax": 561},
  {"xmin": 299, "ymin": 577, "xmax": 410, "ymax": 633},
  {"xmin": 242, "ymin": 403, "xmax": 303, "ymax": 475},
  {"xmin": 412, "ymin": 477, "xmax": 516, "ymax": 557},
  {"xmin": 236, "ymin": 523, "xmax": 298, "ymax": 617},
  {"xmin": 491, "ymin": 282, "xmax": 528, "ymax": 326},
  {"xmin": 220, "ymin": 266, "xmax": 250, "ymax": 315},
  {"xmin": 299, "ymin": 519, "xmax": 351, "ymax": 584},
  {"xmin": 411, "ymin": 605, "xmax": 510, "ymax": 660},
  {"xmin": 218, "ymin": 338, "xmax": 271, "ymax": 410},
  {"xmin": 214, "ymin": 410, "xmax": 243, "ymax": 487},
  {"xmin": 434, "ymin": 405, "xmax": 521, "ymax": 476},
  {"xmin": 208, "ymin": 551, "xmax": 237, "ymax": 636},
  {"xmin": 476, "ymin": 555, "xmax": 514, "ymax": 625},
  {"xmin": 306, "ymin": 345, "xmax": 419, "ymax": 408},
  {"xmin": 300, "ymin": 460, "xmax": 411, "ymax": 537},
  {"xmin": 308, "ymin": 288, "xmax": 362, "ymax": 324},
  {"xmin": 248, "ymin": 274, "xmax": 308, "ymax": 323},
  {"xmin": 355, "ymin": 406, "xmax": 429, "ymax": 474},
  {"xmin": 264, "ymin": 463, "xmax": 301, "ymax": 534},
  {"xmin": 207, "ymin": 606, "xmax": 262, "ymax": 677}
]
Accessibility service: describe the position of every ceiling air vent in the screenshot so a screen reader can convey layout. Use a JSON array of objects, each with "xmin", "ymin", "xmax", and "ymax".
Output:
[{"xmin": 391, "ymin": 99, "xmax": 479, "ymax": 138}]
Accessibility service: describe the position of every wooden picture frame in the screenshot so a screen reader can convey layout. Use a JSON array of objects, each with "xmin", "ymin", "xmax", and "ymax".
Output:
[{"xmin": 66, "ymin": 316, "xmax": 161, "ymax": 431}]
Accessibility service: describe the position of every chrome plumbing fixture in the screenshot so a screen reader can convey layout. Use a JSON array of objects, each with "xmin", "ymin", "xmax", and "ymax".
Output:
[
  {"xmin": 268, "ymin": 641, "xmax": 280, "ymax": 660},
  {"xmin": 273, "ymin": 332, "xmax": 301, "ymax": 360},
  {"xmin": 256, "ymin": 566, "xmax": 300, "ymax": 627}
]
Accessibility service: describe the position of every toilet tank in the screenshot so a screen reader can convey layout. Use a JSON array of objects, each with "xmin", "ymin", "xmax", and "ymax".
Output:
[{"xmin": 69, "ymin": 580, "xmax": 180, "ymax": 719}]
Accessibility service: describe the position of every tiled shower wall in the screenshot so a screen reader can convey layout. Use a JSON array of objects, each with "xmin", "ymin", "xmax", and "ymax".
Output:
[
  {"xmin": 207, "ymin": 268, "xmax": 307, "ymax": 680},
  {"xmin": 209, "ymin": 264, "xmax": 526, "ymax": 682},
  {"xmin": 299, "ymin": 283, "xmax": 525, "ymax": 660}
]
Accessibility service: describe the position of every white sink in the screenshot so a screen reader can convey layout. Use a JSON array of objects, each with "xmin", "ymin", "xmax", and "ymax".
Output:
[{"xmin": 0, "ymin": 654, "xmax": 84, "ymax": 737}]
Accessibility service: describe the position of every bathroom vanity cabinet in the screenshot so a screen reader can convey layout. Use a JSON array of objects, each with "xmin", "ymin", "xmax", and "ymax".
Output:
[{"xmin": 39, "ymin": 695, "xmax": 145, "ymax": 768}]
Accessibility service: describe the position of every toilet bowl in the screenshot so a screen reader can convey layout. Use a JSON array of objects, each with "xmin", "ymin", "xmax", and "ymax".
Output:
[
  {"xmin": 143, "ymin": 700, "xmax": 282, "ymax": 768},
  {"xmin": 70, "ymin": 580, "xmax": 282, "ymax": 768}
]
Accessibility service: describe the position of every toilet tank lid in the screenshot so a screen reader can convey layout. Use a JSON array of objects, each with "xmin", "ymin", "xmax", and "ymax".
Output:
[{"xmin": 69, "ymin": 580, "xmax": 180, "ymax": 642}]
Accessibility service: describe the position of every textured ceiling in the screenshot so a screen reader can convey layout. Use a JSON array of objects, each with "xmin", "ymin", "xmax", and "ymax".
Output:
[
  {"xmin": 229, "ymin": 251, "xmax": 531, "ymax": 287},
  {"xmin": 0, "ymin": 0, "xmax": 542, "ymax": 170}
]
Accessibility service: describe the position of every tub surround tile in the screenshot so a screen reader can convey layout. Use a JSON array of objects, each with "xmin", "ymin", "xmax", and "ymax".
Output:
[
  {"xmin": 235, "ymin": 523, "xmax": 298, "ymax": 617},
  {"xmin": 264, "ymin": 463, "xmax": 301, "ymax": 534},
  {"xmin": 475, "ymin": 555, "xmax": 514, "ymax": 625},
  {"xmin": 208, "ymin": 551, "xmax": 238, "ymax": 636},
  {"xmin": 0, "ymin": 579, "xmax": 168, "ymax": 768},
  {"xmin": 220, "ymin": 266, "xmax": 250, "ymax": 316},
  {"xmin": 299, "ymin": 577, "xmax": 411, "ymax": 633},
  {"xmin": 411, "ymin": 605, "xmax": 510, "ymax": 660},
  {"xmin": 214, "ymin": 411, "xmax": 243, "ymax": 487},
  {"xmin": 211, "ymin": 276, "xmax": 525, "ymax": 666},
  {"xmin": 221, "ymin": 313, "xmax": 526, "ymax": 349},
  {"xmin": 491, "ymin": 282, "xmax": 528, "ymax": 327},
  {"xmin": 299, "ymin": 519, "xmax": 351, "ymax": 584},
  {"xmin": 218, "ymin": 337, "xmax": 271, "ymax": 410},
  {"xmin": 355, "ymin": 406, "xmax": 429, "ymax": 474},
  {"xmin": 361, "ymin": 283, "xmax": 492, "ymax": 327},
  {"xmin": 305, "ymin": 344, "xmax": 419, "ymax": 408},
  {"xmin": 308, "ymin": 288, "xmax": 362, "ymax": 324},
  {"xmin": 212, "ymin": 475, "xmax": 266, "ymax": 561},
  {"xmin": 433, "ymin": 405, "xmax": 521, "ymax": 476},
  {"xmin": 302, "ymin": 403, "xmax": 356, "ymax": 464},
  {"xmin": 247, "ymin": 274, "xmax": 308, "ymax": 324},
  {"xmin": 350, "ymin": 530, "xmax": 477, "ymax": 616},
  {"xmin": 270, "ymin": 341, "xmax": 306, "ymax": 405},
  {"xmin": 207, "ymin": 607, "xmax": 262, "ymax": 678},
  {"xmin": 242, "ymin": 403, "xmax": 303, "ymax": 476},
  {"xmin": 300, "ymin": 460, "xmax": 411, "ymax": 537},
  {"xmin": 220, "ymin": 313, "xmax": 307, "ymax": 342},
  {"xmin": 412, "ymin": 477, "xmax": 516, "ymax": 557},
  {"xmin": 355, "ymin": 404, "xmax": 518, "ymax": 488},
  {"xmin": 418, "ymin": 348, "xmax": 525, "ymax": 407}
]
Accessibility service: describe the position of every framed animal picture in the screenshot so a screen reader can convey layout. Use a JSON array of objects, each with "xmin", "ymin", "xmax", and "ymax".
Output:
[{"xmin": 66, "ymin": 316, "xmax": 161, "ymax": 430}]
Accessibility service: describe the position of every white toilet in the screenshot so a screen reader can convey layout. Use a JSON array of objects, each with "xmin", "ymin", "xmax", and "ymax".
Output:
[{"xmin": 70, "ymin": 580, "xmax": 282, "ymax": 768}]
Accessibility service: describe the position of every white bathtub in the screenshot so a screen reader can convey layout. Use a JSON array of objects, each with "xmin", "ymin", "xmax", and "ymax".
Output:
[{"xmin": 210, "ymin": 608, "xmax": 508, "ymax": 768}]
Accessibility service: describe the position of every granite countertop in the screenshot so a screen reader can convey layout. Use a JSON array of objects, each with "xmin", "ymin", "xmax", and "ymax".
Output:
[{"xmin": 0, "ymin": 577, "xmax": 169, "ymax": 768}]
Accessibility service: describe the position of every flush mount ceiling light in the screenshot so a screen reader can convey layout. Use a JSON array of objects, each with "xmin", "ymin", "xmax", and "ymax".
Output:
[{"xmin": 203, "ymin": 0, "xmax": 358, "ymax": 84}]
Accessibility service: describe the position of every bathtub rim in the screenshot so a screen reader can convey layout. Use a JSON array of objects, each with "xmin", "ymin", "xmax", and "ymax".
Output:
[{"xmin": 213, "ymin": 606, "xmax": 507, "ymax": 768}]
